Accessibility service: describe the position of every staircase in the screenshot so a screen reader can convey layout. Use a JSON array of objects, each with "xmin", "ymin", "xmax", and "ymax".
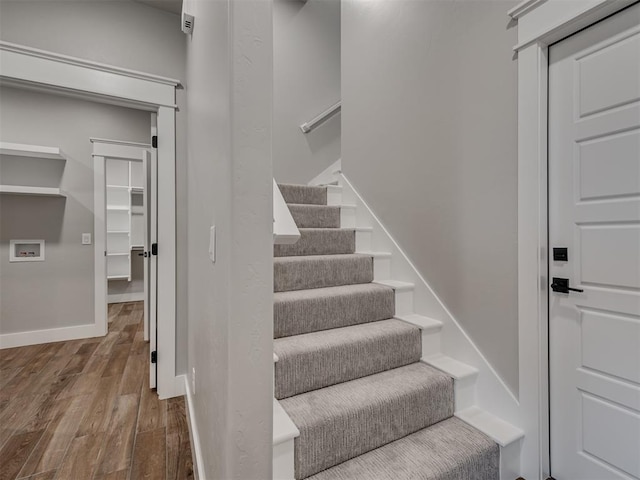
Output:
[{"xmin": 273, "ymin": 183, "xmax": 503, "ymax": 480}]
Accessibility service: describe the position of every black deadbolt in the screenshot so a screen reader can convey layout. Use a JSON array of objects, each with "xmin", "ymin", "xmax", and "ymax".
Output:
[{"xmin": 553, "ymin": 247, "xmax": 568, "ymax": 261}]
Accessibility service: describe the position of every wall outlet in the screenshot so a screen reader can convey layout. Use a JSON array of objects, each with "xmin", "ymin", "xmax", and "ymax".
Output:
[
  {"xmin": 82, "ymin": 233, "xmax": 92, "ymax": 245},
  {"xmin": 192, "ymin": 367, "xmax": 196, "ymax": 395}
]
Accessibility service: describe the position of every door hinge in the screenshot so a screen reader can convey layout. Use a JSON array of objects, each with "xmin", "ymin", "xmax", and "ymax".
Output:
[
  {"xmin": 151, "ymin": 243, "xmax": 158, "ymax": 256},
  {"xmin": 151, "ymin": 351, "xmax": 157, "ymax": 363},
  {"xmin": 152, "ymin": 135, "xmax": 158, "ymax": 148}
]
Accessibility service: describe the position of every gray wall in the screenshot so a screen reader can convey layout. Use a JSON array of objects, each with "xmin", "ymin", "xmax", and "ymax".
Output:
[
  {"xmin": 342, "ymin": 0, "xmax": 520, "ymax": 394},
  {"xmin": 185, "ymin": 0, "xmax": 273, "ymax": 477},
  {"xmin": 273, "ymin": 0, "xmax": 341, "ymax": 184},
  {"xmin": 0, "ymin": 0, "xmax": 188, "ymax": 374},
  {"xmin": 0, "ymin": 87, "xmax": 150, "ymax": 333}
]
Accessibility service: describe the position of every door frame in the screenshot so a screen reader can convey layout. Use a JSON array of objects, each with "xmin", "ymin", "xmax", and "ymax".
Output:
[
  {"xmin": 510, "ymin": 1, "xmax": 638, "ymax": 478},
  {"xmin": 0, "ymin": 41, "xmax": 182, "ymax": 399}
]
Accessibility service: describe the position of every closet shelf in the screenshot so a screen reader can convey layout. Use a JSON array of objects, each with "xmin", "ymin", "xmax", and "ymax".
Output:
[
  {"xmin": 107, "ymin": 275, "xmax": 129, "ymax": 281},
  {"xmin": 107, "ymin": 252, "xmax": 129, "ymax": 257},
  {"xmin": 0, "ymin": 185, "xmax": 66, "ymax": 197},
  {"xmin": 0, "ymin": 142, "xmax": 67, "ymax": 160},
  {"xmin": 107, "ymin": 206, "xmax": 129, "ymax": 211}
]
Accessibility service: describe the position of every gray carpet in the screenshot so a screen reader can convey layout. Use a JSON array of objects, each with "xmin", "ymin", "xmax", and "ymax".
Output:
[
  {"xmin": 274, "ymin": 319, "xmax": 421, "ymax": 399},
  {"xmin": 274, "ymin": 184, "xmax": 499, "ymax": 480},
  {"xmin": 274, "ymin": 283, "xmax": 396, "ymax": 338},
  {"xmin": 274, "ymin": 228, "xmax": 356, "ymax": 257},
  {"xmin": 288, "ymin": 204, "xmax": 341, "ymax": 228},
  {"xmin": 281, "ymin": 363, "xmax": 454, "ymax": 479},
  {"xmin": 274, "ymin": 254, "xmax": 373, "ymax": 292},
  {"xmin": 306, "ymin": 417, "xmax": 499, "ymax": 480},
  {"xmin": 279, "ymin": 183, "xmax": 327, "ymax": 205}
]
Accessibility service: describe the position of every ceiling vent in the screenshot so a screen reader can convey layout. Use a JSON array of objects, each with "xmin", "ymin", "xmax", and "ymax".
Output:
[{"xmin": 182, "ymin": 13, "xmax": 194, "ymax": 35}]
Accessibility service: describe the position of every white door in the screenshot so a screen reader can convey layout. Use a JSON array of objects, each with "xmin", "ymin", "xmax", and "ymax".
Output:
[
  {"xmin": 148, "ymin": 126, "xmax": 158, "ymax": 389},
  {"xmin": 549, "ymin": 4, "xmax": 640, "ymax": 479}
]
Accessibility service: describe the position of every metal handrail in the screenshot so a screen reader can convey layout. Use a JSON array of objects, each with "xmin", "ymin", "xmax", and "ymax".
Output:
[{"xmin": 300, "ymin": 101, "xmax": 341, "ymax": 134}]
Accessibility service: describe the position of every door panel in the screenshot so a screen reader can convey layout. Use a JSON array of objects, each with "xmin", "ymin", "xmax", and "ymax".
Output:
[
  {"xmin": 578, "ymin": 32, "xmax": 640, "ymax": 117},
  {"xmin": 581, "ymin": 393, "xmax": 640, "ymax": 479},
  {"xmin": 549, "ymin": 3, "xmax": 640, "ymax": 479}
]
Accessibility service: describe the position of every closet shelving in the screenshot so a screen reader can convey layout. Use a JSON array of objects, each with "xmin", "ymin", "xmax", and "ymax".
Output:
[
  {"xmin": 106, "ymin": 159, "xmax": 144, "ymax": 281},
  {"xmin": 0, "ymin": 142, "xmax": 67, "ymax": 197}
]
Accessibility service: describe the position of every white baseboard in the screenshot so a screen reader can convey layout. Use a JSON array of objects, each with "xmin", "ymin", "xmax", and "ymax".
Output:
[
  {"xmin": 0, "ymin": 322, "xmax": 106, "ymax": 349},
  {"xmin": 108, "ymin": 292, "xmax": 144, "ymax": 304},
  {"xmin": 185, "ymin": 375, "xmax": 205, "ymax": 480}
]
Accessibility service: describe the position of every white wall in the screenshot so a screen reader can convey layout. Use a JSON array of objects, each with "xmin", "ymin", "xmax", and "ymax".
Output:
[
  {"xmin": 342, "ymin": 0, "xmax": 520, "ymax": 394},
  {"xmin": 184, "ymin": 0, "xmax": 273, "ymax": 477},
  {"xmin": 0, "ymin": 87, "xmax": 150, "ymax": 333},
  {"xmin": 0, "ymin": 0, "xmax": 188, "ymax": 373},
  {"xmin": 273, "ymin": 0, "xmax": 341, "ymax": 184}
]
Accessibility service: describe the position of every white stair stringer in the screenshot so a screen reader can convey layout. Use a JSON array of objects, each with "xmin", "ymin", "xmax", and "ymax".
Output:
[
  {"xmin": 273, "ymin": 398, "xmax": 300, "ymax": 480},
  {"xmin": 309, "ymin": 161, "xmax": 523, "ymax": 480}
]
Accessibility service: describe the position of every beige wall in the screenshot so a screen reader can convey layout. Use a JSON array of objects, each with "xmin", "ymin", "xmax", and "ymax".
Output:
[
  {"xmin": 0, "ymin": 0, "xmax": 188, "ymax": 373},
  {"xmin": 0, "ymin": 87, "xmax": 150, "ymax": 333},
  {"xmin": 273, "ymin": 0, "xmax": 341, "ymax": 184},
  {"xmin": 342, "ymin": 0, "xmax": 520, "ymax": 394}
]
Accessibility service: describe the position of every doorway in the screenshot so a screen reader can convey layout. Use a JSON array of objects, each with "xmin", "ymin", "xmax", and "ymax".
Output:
[
  {"xmin": 92, "ymin": 138, "xmax": 158, "ymax": 388},
  {"xmin": 548, "ymin": 3, "xmax": 640, "ymax": 478}
]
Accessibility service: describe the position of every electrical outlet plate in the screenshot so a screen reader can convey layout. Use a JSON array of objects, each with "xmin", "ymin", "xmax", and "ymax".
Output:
[{"xmin": 82, "ymin": 233, "xmax": 92, "ymax": 245}]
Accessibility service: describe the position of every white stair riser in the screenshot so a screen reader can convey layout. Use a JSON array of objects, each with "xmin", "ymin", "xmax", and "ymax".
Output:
[
  {"xmin": 326, "ymin": 186, "xmax": 342, "ymax": 206},
  {"xmin": 422, "ymin": 330, "xmax": 441, "ymax": 357},
  {"xmin": 454, "ymin": 376, "xmax": 477, "ymax": 413},
  {"xmin": 340, "ymin": 206, "xmax": 356, "ymax": 228},
  {"xmin": 394, "ymin": 289, "xmax": 414, "ymax": 316},
  {"xmin": 500, "ymin": 440, "xmax": 522, "ymax": 480},
  {"xmin": 355, "ymin": 230, "xmax": 372, "ymax": 252},
  {"xmin": 373, "ymin": 256, "xmax": 391, "ymax": 281},
  {"xmin": 273, "ymin": 440, "xmax": 296, "ymax": 480},
  {"xmin": 500, "ymin": 441, "xmax": 522, "ymax": 480}
]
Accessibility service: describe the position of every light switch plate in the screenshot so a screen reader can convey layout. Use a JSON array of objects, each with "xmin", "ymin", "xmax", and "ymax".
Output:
[
  {"xmin": 82, "ymin": 233, "xmax": 92, "ymax": 245},
  {"xmin": 209, "ymin": 226, "xmax": 215, "ymax": 263}
]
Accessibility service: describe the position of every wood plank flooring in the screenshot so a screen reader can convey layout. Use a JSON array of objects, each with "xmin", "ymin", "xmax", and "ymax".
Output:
[{"xmin": 0, "ymin": 302, "xmax": 194, "ymax": 480}]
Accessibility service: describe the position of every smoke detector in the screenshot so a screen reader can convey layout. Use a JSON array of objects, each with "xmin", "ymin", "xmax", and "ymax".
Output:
[{"xmin": 182, "ymin": 12, "xmax": 194, "ymax": 35}]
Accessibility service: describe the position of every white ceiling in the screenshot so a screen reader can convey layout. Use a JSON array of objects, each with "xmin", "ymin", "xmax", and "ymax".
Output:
[{"xmin": 133, "ymin": 0, "xmax": 182, "ymax": 15}]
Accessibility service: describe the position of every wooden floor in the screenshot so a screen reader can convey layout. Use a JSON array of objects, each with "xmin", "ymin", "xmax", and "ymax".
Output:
[{"xmin": 0, "ymin": 302, "xmax": 194, "ymax": 480}]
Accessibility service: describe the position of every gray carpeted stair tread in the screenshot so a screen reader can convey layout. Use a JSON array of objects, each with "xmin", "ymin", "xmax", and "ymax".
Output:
[
  {"xmin": 274, "ymin": 228, "xmax": 356, "ymax": 257},
  {"xmin": 288, "ymin": 204, "xmax": 341, "ymax": 228},
  {"xmin": 306, "ymin": 417, "xmax": 499, "ymax": 480},
  {"xmin": 281, "ymin": 362, "xmax": 454, "ymax": 479},
  {"xmin": 279, "ymin": 184, "xmax": 327, "ymax": 206},
  {"xmin": 274, "ymin": 319, "xmax": 421, "ymax": 399},
  {"xmin": 274, "ymin": 283, "xmax": 395, "ymax": 338},
  {"xmin": 274, "ymin": 254, "xmax": 373, "ymax": 292}
]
